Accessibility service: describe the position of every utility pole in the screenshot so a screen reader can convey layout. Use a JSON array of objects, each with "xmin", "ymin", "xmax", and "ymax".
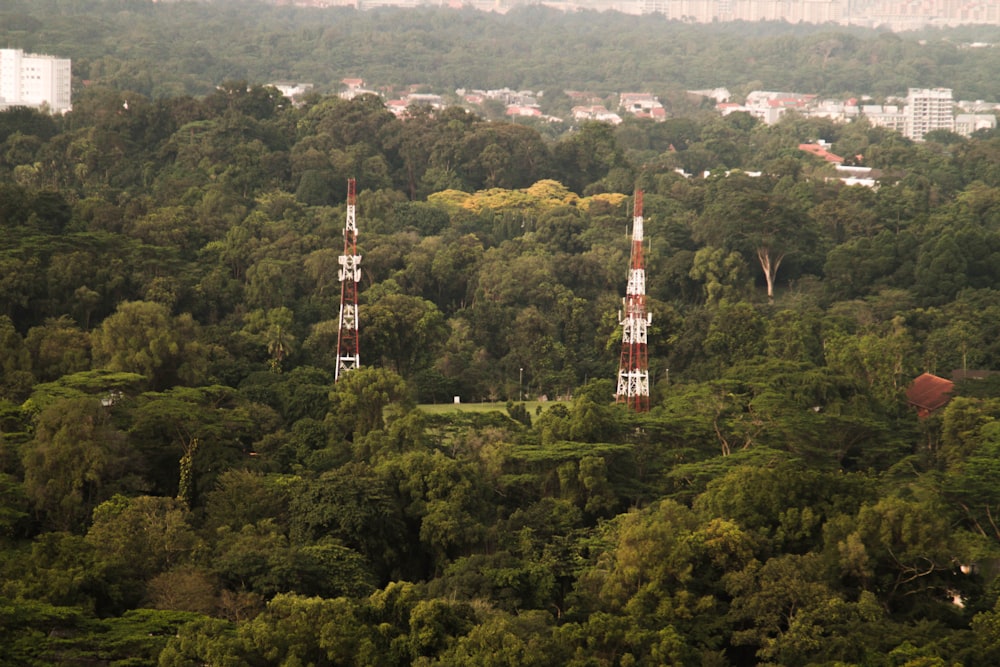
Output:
[
  {"xmin": 616, "ymin": 190, "xmax": 651, "ymax": 412},
  {"xmin": 335, "ymin": 179, "xmax": 361, "ymax": 381}
]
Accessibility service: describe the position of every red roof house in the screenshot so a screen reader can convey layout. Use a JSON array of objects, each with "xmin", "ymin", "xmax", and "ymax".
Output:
[
  {"xmin": 906, "ymin": 373, "xmax": 955, "ymax": 418},
  {"xmin": 799, "ymin": 143, "xmax": 844, "ymax": 163}
]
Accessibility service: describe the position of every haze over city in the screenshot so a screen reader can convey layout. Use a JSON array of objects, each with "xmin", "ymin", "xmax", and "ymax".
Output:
[{"xmin": 276, "ymin": 0, "xmax": 1000, "ymax": 30}]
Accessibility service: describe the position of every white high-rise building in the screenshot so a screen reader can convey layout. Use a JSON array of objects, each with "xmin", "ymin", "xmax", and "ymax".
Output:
[
  {"xmin": 905, "ymin": 87, "xmax": 954, "ymax": 142},
  {"xmin": 0, "ymin": 49, "xmax": 72, "ymax": 114}
]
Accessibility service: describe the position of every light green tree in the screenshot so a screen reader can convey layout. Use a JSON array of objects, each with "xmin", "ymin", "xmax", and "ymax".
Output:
[
  {"xmin": 91, "ymin": 300, "xmax": 207, "ymax": 390},
  {"xmin": 21, "ymin": 397, "xmax": 140, "ymax": 531}
]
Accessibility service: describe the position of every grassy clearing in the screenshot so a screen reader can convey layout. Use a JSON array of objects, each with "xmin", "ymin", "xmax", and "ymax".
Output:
[{"xmin": 417, "ymin": 400, "xmax": 565, "ymax": 415}]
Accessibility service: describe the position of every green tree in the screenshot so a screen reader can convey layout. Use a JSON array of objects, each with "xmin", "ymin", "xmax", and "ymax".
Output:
[
  {"xmin": 362, "ymin": 290, "xmax": 448, "ymax": 378},
  {"xmin": 702, "ymin": 301, "xmax": 766, "ymax": 370},
  {"xmin": 21, "ymin": 397, "xmax": 141, "ymax": 531},
  {"xmin": 0, "ymin": 315, "xmax": 32, "ymax": 400},
  {"xmin": 242, "ymin": 306, "xmax": 298, "ymax": 372},
  {"xmin": 238, "ymin": 593, "xmax": 356, "ymax": 666},
  {"xmin": 824, "ymin": 494, "xmax": 970, "ymax": 610},
  {"xmin": 288, "ymin": 464, "xmax": 406, "ymax": 580},
  {"xmin": 725, "ymin": 553, "xmax": 886, "ymax": 664},
  {"xmin": 823, "ymin": 319, "xmax": 915, "ymax": 414},
  {"xmin": 693, "ymin": 462, "xmax": 871, "ymax": 553},
  {"xmin": 202, "ymin": 469, "xmax": 293, "ymax": 533},
  {"xmin": 326, "ymin": 366, "xmax": 411, "ymax": 442},
  {"xmin": 24, "ymin": 316, "xmax": 92, "ymax": 383},
  {"xmin": 695, "ymin": 174, "xmax": 815, "ymax": 302},
  {"xmin": 0, "ymin": 472, "xmax": 28, "ymax": 538},
  {"xmin": 378, "ymin": 449, "xmax": 488, "ymax": 575},
  {"xmin": 553, "ymin": 121, "xmax": 628, "ymax": 194},
  {"xmin": 688, "ymin": 246, "xmax": 751, "ymax": 305},
  {"xmin": 428, "ymin": 608, "xmax": 562, "ymax": 666},
  {"xmin": 84, "ymin": 494, "xmax": 202, "ymax": 609},
  {"xmin": 133, "ymin": 384, "xmax": 264, "ymax": 496},
  {"xmin": 91, "ymin": 300, "xmax": 207, "ymax": 390}
]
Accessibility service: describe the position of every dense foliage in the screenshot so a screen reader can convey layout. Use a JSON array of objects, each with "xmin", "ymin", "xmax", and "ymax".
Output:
[
  {"xmin": 5, "ymin": 3, "xmax": 1000, "ymax": 665},
  {"xmin": 4, "ymin": 0, "xmax": 1000, "ymax": 102}
]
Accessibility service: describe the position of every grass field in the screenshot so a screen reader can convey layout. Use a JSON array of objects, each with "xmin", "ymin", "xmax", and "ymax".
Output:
[{"xmin": 417, "ymin": 400, "xmax": 564, "ymax": 415}]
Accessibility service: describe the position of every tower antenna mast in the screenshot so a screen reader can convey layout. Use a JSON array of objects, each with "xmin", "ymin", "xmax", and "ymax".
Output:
[
  {"xmin": 616, "ymin": 190, "xmax": 651, "ymax": 412},
  {"xmin": 335, "ymin": 178, "xmax": 361, "ymax": 381}
]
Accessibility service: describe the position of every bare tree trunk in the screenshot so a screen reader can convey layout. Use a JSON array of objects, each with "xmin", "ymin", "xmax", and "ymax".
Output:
[{"xmin": 757, "ymin": 247, "xmax": 784, "ymax": 303}]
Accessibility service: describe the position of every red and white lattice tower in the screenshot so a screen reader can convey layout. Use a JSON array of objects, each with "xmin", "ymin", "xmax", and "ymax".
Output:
[
  {"xmin": 335, "ymin": 179, "xmax": 361, "ymax": 382},
  {"xmin": 616, "ymin": 190, "xmax": 651, "ymax": 412}
]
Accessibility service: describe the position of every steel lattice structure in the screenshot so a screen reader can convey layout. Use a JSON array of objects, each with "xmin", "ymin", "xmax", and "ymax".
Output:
[
  {"xmin": 335, "ymin": 179, "xmax": 361, "ymax": 382},
  {"xmin": 616, "ymin": 190, "xmax": 651, "ymax": 412}
]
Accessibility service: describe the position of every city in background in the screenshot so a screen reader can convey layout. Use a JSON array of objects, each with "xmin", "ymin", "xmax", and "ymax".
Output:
[{"xmin": 277, "ymin": 0, "xmax": 1000, "ymax": 30}]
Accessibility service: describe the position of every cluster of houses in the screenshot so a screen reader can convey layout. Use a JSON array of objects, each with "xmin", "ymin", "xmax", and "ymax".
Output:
[
  {"xmin": 567, "ymin": 91, "xmax": 667, "ymax": 123},
  {"xmin": 714, "ymin": 87, "xmax": 997, "ymax": 140},
  {"xmin": 330, "ymin": 78, "xmax": 669, "ymax": 124},
  {"xmin": 320, "ymin": 78, "xmax": 997, "ymax": 143}
]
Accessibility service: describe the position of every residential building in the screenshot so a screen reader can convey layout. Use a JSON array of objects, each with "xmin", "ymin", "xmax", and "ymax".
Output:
[
  {"xmin": 799, "ymin": 141, "xmax": 844, "ymax": 164},
  {"xmin": 340, "ymin": 78, "xmax": 378, "ymax": 100},
  {"xmin": 405, "ymin": 93, "xmax": 445, "ymax": 108},
  {"xmin": 269, "ymin": 81, "xmax": 314, "ymax": 104},
  {"xmin": 505, "ymin": 104, "xmax": 542, "ymax": 117},
  {"xmin": 956, "ymin": 99, "xmax": 1000, "ymax": 114},
  {"xmin": 906, "ymin": 372, "xmax": 954, "ymax": 418},
  {"xmin": 688, "ymin": 87, "xmax": 731, "ymax": 104},
  {"xmin": 386, "ymin": 99, "xmax": 409, "ymax": 117},
  {"xmin": 619, "ymin": 92, "xmax": 665, "ymax": 120},
  {"xmin": 572, "ymin": 105, "xmax": 622, "ymax": 124},
  {"xmin": 0, "ymin": 48, "xmax": 72, "ymax": 114},
  {"xmin": 863, "ymin": 104, "xmax": 907, "ymax": 135},
  {"xmin": 905, "ymin": 87, "xmax": 954, "ymax": 141},
  {"xmin": 721, "ymin": 91, "xmax": 815, "ymax": 125},
  {"xmin": 835, "ymin": 165, "xmax": 878, "ymax": 187},
  {"xmin": 955, "ymin": 113, "xmax": 997, "ymax": 136}
]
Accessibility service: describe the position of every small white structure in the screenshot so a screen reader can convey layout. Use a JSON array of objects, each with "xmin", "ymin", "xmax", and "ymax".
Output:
[
  {"xmin": 270, "ymin": 81, "xmax": 314, "ymax": 102},
  {"xmin": 572, "ymin": 105, "xmax": 622, "ymax": 125}
]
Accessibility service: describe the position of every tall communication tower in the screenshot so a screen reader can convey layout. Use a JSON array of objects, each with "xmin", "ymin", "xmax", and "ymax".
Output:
[
  {"xmin": 616, "ymin": 190, "xmax": 651, "ymax": 412},
  {"xmin": 335, "ymin": 179, "xmax": 361, "ymax": 382}
]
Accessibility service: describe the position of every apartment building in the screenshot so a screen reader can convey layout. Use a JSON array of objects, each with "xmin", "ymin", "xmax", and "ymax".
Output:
[
  {"xmin": 0, "ymin": 49, "xmax": 72, "ymax": 114},
  {"xmin": 905, "ymin": 87, "xmax": 954, "ymax": 141},
  {"xmin": 864, "ymin": 103, "xmax": 907, "ymax": 135},
  {"xmin": 955, "ymin": 113, "xmax": 998, "ymax": 136},
  {"xmin": 709, "ymin": 87, "xmax": 991, "ymax": 141}
]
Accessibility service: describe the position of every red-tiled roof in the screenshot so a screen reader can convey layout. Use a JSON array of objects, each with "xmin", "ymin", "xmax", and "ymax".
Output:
[
  {"xmin": 799, "ymin": 143, "xmax": 844, "ymax": 163},
  {"xmin": 906, "ymin": 373, "xmax": 955, "ymax": 417}
]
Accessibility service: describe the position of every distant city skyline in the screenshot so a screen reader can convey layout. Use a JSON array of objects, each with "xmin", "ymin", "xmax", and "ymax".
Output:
[{"xmin": 277, "ymin": 0, "xmax": 1000, "ymax": 30}]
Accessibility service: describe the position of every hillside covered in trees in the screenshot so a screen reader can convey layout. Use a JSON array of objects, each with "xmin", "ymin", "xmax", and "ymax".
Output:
[
  {"xmin": 5, "ymin": 2, "xmax": 1000, "ymax": 666},
  {"xmin": 4, "ymin": 77, "xmax": 1000, "ymax": 665},
  {"xmin": 6, "ymin": 0, "xmax": 1000, "ymax": 102}
]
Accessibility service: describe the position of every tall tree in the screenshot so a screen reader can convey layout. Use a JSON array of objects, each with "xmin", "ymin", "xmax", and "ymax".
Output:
[
  {"xmin": 21, "ymin": 397, "xmax": 141, "ymax": 531},
  {"xmin": 90, "ymin": 300, "xmax": 207, "ymax": 390},
  {"xmin": 695, "ymin": 174, "xmax": 815, "ymax": 302}
]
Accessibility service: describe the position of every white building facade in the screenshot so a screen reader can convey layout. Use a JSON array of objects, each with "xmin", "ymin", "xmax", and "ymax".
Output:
[
  {"xmin": 0, "ymin": 49, "xmax": 72, "ymax": 114},
  {"xmin": 905, "ymin": 87, "xmax": 954, "ymax": 141}
]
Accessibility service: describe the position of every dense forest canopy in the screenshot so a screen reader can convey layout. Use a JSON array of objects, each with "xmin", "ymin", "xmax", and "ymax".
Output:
[
  {"xmin": 5, "ymin": 2, "xmax": 1000, "ymax": 665},
  {"xmin": 4, "ymin": 0, "xmax": 1000, "ymax": 101}
]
